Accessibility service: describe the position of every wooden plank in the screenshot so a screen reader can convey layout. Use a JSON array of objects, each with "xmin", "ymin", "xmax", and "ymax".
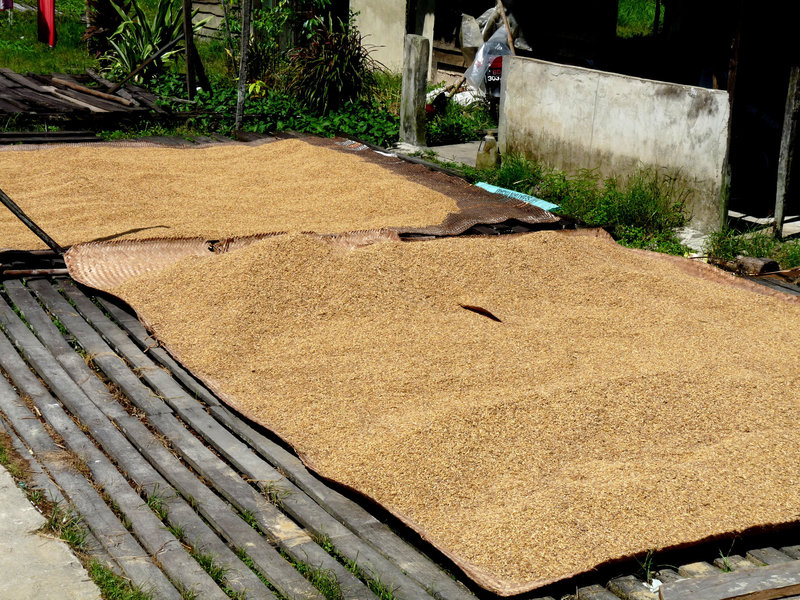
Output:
[
  {"xmin": 211, "ymin": 398, "xmax": 478, "ymax": 598},
  {"xmin": 2, "ymin": 280, "xmax": 277, "ymax": 600},
  {"xmin": 775, "ymin": 66, "xmax": 800, "ymax": 239},
  {"xmin": 147, "ymin": 412, "xmax": 369, "ymax": 600},
  {"xmin": 746, "ymin": 548, "xmax": 795, "ymax": 567},
  {"xmin": 577, "ymin": 584, "xmax": 620, "ymax": 599},
  {"xmin": 96, "ymin": 295, "xmax": 220, "ymax": 407},
  {"xmin": 0, "ymin": 298, "xmax": 231, "ymax": 600},
  {"xmin": 660, "ymin": 560, "xmax": 800, "ymax": 600},
  {"xmin": 30, "ymin": 282, "xmax": 326, "ymax": 600},
  {"xmin": 0, "ymin": 359, "xmax": 183, "ymax": 600},
  {"xmin": 656, "ymin": 570, "xmax": 686, "ymax": 585},
  {"xmin": 85, "ymin": 69, "xmax": 139, "ymax": 104},
  {"xmin": 209, "ymin": 403, "xmax": 477, "ymax": 600},
  {"xmin": 781, "ymin": 547, "xmax": 800, "ymax": 561},
  {"xmin": 0, "ymin": 74, "xmax": 73, "ymax": 112},
  {"xmin": 51, "ymin": 77, "xmax": 135, "ymax": 106},
  {"xmin": 608, "ymin": 575, "xmax": 659, "ymax": 600},
  {"xmin": 678, "ymin": 562, "xmax": 724, "ymax": 578},
  {"xmin": 91, "ymin": 297, "xmax": 470, "ymax": 599},
  {"xmin": 715, "ymin": 555, "xmax": 759, "ymax": 572},
  {"xmin": 28, "ymin": 280, "xmax": 172, "ymax": 416}
]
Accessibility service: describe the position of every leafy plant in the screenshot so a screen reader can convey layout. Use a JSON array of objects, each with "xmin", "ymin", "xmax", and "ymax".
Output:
[
  {"xmin": 427, "ymin": 101, "xmax": 494, "ymax": 146},
  {"xmin": 286, "ymin": 14, "xmax": 379, "ymax": 114},
  {"xmin": 103, "ymin": 0, "xmax": 207, "ymax": 80},
  {"xmin": 463, "ymin": 155, "xmax": 690, "ymax": 255},
  {"xmin": 247, "ymin": 0, "xmax": 291, "ymax": 83},
  {"xmin": 706, "ymin": 227, "xmax": 800, "ymax": 269},
  {"xmin": 85, "ymin": 0, "xmax": 131, "ymax": 55}
]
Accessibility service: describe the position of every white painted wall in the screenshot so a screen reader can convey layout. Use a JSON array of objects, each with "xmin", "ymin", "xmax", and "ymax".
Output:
[{"xmin": 499, "ymin": 56, "xmax": 732, "ymax": 232}]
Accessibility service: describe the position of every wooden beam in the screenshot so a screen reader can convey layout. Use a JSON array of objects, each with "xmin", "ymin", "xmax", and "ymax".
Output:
[
  {"xmin": 660, "ymin": 558, "xmax": 800, "ymax": 600},
  {"xmin": 775, "ymin": 65, "xmax": 800, "ymax": 239}
]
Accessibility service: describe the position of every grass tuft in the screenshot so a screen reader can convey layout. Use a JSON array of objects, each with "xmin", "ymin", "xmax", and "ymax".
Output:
[
  {"xmin": 87, "ymin": 559, "xmax": 155, "ymax": 600},
  {"xmin": 464, "ymin": 155, "xmax": 690, "ymax": 255},
  {"xmin": 706, "ymin": 227, "xmax": 800, "ymax": 269},
  {"xmin": 40, "ymin": 500, "xmax": 88, "ymax": 551}
]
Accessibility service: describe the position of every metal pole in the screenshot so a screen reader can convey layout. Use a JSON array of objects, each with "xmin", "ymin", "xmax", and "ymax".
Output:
[{"xmin": 0, "ymin": 187, "xmax": 65, "ymax": 254}]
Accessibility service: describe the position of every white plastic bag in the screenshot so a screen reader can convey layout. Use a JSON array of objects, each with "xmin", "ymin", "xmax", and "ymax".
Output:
[{"xmin": 464, "ymin": 26, "xmax": 511, "ymax": 95}]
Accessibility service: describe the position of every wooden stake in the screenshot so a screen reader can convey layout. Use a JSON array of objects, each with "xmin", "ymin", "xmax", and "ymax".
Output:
[
  {"xmin": 182, "ymin": 0, "xmax": 196, "ymax": 100},
  {"xmin": 234, "ymin": 0, "xmax": 252, "ymax": 131},
  {"xmin": 0, "ymin": 187, "xmax": 65, "ymax": 255},
  {"xmin": 775, "ymin": 66, "xmax": 800, "ymax": 239},
  {"xmin": 496, "ymin": 0, "xmax": 516, "ymax": 56}
]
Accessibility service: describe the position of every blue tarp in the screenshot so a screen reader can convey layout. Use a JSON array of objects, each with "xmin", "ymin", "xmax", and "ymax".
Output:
[{"xmin": 475, "ymin": 182, "xmax": 560, "ymax": 212}]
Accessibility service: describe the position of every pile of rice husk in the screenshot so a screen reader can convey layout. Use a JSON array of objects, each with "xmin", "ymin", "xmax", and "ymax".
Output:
[
  {"xmin": 0, "ymin": 139, "xmax": 458, "ymax": 250},
  {"xmin": 111, "ymin": 231, "xmax": 800, "ymax": 595}
]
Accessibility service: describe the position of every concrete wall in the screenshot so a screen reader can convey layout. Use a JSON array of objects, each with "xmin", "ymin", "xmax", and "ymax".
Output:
[
  {"xmin": 351, "ymin": 0, "xmax": 408, "ymax": 72},
  {"xmin": 351, "ymin": 0, "xmax": 433, "ymax": 76},
  {"xmin": 498, "ymin": 56, "xmax": 732, "ymax": 232}
]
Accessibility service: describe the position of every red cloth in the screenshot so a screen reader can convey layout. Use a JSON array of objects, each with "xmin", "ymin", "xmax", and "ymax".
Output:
[
  {"xmin": 0, "ymin": 0, "xmax": 13, "ymax": 11},
  {"xmin": 37, "ymin": 0, "xmax": 56, "ymax": 46}
]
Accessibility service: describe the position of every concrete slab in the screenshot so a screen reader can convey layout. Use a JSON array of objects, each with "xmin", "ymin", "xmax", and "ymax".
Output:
[
  {"xmin": 0, "ymin": 465, "xmax": 100, "ymax": 600},
  {"xmin": 430, "ymin": 141, "xmax": 481, "ymax": 167}
]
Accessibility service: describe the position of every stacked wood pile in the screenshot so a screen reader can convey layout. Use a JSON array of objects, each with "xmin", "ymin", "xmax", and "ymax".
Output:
[{"xmin": 0, "ymin": 68, "xmax": 163, "ymax": 119}]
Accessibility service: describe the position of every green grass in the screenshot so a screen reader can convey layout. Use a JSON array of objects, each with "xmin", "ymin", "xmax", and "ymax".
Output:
[
  {"xmin": 617, "ymin": 0, "xmax": 663, "ymax": 38},
  {"xmin": 88, "ymin": 559, "xmax": 155, "ymax": 600},
  {"xmin": 0, "ymin": 11, "xmax": 99, "ymax": 73},
  {"xmin": 463, "ymin": 154, "xmax": 691, "ymax": 255},
  {"xmin": 705, "ymin": 227, "xmax": 800, "ymax": 269},
  {"xmin": 40, "ymin": 500, "xmax": 89, "ymax": 550}
]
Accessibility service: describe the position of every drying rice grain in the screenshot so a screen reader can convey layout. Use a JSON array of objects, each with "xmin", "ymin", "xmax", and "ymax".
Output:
[
  {"xmin": 0, "ymin": 139, "xmax": 458, "ymax": 249},
  {"xmin": 112, "ymin": 231, "xmax": 800, "ymax": 595}
]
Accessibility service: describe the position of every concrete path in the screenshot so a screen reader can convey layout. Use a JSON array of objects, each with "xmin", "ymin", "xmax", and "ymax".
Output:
[
  {"xmin": 0, "ymin": 465, "xmax": 100, "ymax": 600},
  {"xmin": 429, "ymin": 141, "xmax": 481, "ymax": 167}
]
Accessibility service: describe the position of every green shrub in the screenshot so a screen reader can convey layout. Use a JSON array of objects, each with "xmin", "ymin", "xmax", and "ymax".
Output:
[
  {"xmin": 426, "ymin": 101, "xmax": 494, "ymax": 146},
  {"xmin": 286, "ymin": 14, "xmax": 379, "ymax": 114},
  {"xmin": 706, "ymin": 228, "xmax": 800, "ymax": 269},
  {"xmin": 104, "ymin": 0, "xmax": 206, "ymax": 80},
  {"xmin": 464, "ymin": 154, "xmax": 690, "ymax": 254}
]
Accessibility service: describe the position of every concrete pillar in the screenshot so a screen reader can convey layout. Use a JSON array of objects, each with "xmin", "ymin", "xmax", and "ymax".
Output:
[{"xmin": 400, "ymin": 34, "xmax": 429, "ymax": 147}]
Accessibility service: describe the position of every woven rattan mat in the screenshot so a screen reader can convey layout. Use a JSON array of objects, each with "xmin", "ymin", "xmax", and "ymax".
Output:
[{"xmin": 89, "ymin": 230, "xmax": 800, "ymax": 596}]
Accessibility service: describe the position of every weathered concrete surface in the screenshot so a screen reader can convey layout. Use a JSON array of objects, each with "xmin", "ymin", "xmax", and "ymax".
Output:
[
  {"xmin": 400, "ymin": 34, "xmax": 429, "ymax": 147},
  {"xmin": 351, "ymin": 0, "xmax": 408, "ymax": 72},
  {"xmin": 352, "ymin": 0, "xmax": 433, "ymax": 75},
  {"xmin": 499, "ymin": 56, "xmax": 732, "ymax": 232},
  {"xmin": 0, "ymin": 465, "xmax": 101, "ymax": 600}
]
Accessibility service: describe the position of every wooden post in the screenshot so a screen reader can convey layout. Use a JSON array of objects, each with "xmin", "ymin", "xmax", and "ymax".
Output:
[
  {"xmin": 399, "ymin": 34, "xmax": 429, "ymax": 147},
  {"xmin": 234, "ymin": 0, "xmax": 252, "ymax": 131},
  {"xmin": 775, "ymin": 65, "xmax": 800, "ymax": 239},
  {"xmin": 182, "ymin": 0, "xmax": 196, "ymax": 100}
]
